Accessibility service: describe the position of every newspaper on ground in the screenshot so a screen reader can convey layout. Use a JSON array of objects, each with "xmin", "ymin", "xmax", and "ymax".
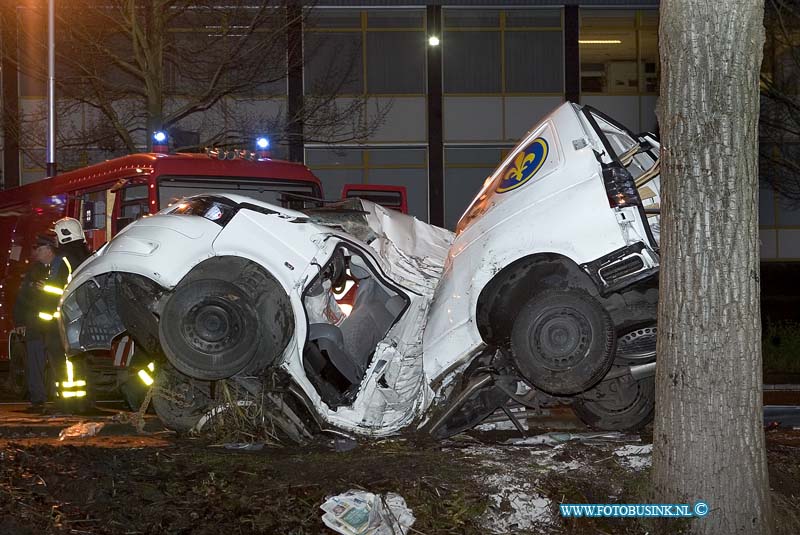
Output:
[
  {"xmin": 58, "ymin": 421, "xmax": 105, "ymax": 440},
  {"xmin": 320, "ymin": 490, "xmax": 415, "ymax": 535}
]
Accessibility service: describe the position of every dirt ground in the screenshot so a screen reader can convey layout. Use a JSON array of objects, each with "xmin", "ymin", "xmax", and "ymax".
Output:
[{"xmin": 1, "ymin": 401, "xmax": 799, "ymax": 535}]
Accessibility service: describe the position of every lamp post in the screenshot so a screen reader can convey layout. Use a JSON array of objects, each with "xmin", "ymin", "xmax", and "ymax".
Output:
[{"xmin": 46, "ymin": 0, "xmax": 56, "ymax": 177}]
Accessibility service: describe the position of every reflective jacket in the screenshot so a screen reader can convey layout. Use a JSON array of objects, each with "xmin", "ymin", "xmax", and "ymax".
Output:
[{"xmin": 37, "ymin": 255, "xmax": 72, "ymax": 322}]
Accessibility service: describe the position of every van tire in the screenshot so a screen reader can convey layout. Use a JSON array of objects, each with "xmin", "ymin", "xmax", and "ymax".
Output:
[
  {"xmin": 152, "ymin": 366, "xmax": 212, "ymax": 433},
  {"xmin": 573, "ymin": 374, "xmax": 655, "ymax": 431},
  {"xmin": 159, "ymin": 279, "xmax": 260, "ymax": 381},
  {"xmin": 510, "ymin": 288, "xmax": 615, "ymax": 395}
]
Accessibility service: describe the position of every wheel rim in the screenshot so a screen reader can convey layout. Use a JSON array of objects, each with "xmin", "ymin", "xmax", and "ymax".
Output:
[
  {"xmin": 588, "ymin": 375, "xmax": 642, "ymax": 414},
  {"xmin": 531, "ymin": 307, "xmax": 593, "ymax": 370},
  {"xmin": 181, "ymin": 298, "xmax": 243, "ymax": 354}
]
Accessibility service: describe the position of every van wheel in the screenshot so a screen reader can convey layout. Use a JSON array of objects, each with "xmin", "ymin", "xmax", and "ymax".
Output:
[
  {"xmin": 510, "ymin": 288, "xmax": 615, "ymax": 395},
  {"xmin": 152, "ymin": 366, "xmax": 212, "ymax": 433},
  {"xmin": 159, "ymin": 279, "xmax": 259, "ymax": 381},
  {"xmin": 573, "ymin": 374, "xmax": 655, "ymax": 431}
]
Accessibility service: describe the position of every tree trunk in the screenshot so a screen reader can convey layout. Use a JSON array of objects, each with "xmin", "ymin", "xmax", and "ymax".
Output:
[{"xmin": 653, "ymin": 1, "xmax": 773, "ymax": 534}]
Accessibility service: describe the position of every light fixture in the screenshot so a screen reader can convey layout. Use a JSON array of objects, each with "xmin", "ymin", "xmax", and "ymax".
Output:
[
  {"xmin": 428, "ymin": 35, "xmax": 440, "ymax": 47},
  {"xmin": 152, "ymin": 131, "xmax": 169, "ymax": 154},
  {"xmin": 579, "ymin": 39, "xmax": 622, "ymax": 45},
  {"xmin": 255, "ymin": 136, "xmax": 271, "ymax": 159}
]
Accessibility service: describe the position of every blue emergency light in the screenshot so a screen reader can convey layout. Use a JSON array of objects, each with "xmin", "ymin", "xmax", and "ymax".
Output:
[
  {"xmin": 255, "ymin": 136, "xmax": 271, "ymax": 159},
  {"xmin": 153, "ymin": 131, "xmax": 168, "ymax": 153}
]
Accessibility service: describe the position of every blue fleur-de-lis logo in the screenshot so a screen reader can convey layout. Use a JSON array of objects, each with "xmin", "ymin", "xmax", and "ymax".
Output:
[{"xmin": 496, "ymin": 138, "xmax": 549, "ymax": 193}]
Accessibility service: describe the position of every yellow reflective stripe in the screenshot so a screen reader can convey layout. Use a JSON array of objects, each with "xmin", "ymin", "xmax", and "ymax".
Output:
[
  {"xmin": 62, "ymin": 391, "xmax": 86, "ymax": 398},
  {"xmin": 137, "ymin": 369, "xmax": 154, "ymax": 386},
  {"xmin": 62, "ymin": 256, "xmax": 72, "ymax": 276},
  {"xmin": 38, "ymin": 312, "xmax": 54, "ymax": 321},
  {"xmin": 53, "ymin": 311, "xmax": 60, "ymax": 319},
  {"xmin": 66, "ymin": 359, "xmax": 74, "ymax": 384},
  {"xmin": 43, "ymin": 284, "xmax": 64, "ymax": 295},
  {"xmin": 62, "ymin": 380, "xmax": 86, "ymax": 388},
  {"xmin": 147, "ymin": 362, "xmax": 155, "ymax": 372}
]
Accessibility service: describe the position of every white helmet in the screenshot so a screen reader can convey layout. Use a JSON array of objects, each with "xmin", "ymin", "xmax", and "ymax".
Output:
[{"xmin": 53, "ymin": 217, "xmax": 86, "ymax": 245}]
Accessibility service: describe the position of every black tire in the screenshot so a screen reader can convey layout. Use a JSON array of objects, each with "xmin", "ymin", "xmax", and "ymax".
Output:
[
  {"xmin": 233, "ymin": 264, "xmax": 293, "ymax": 373},
  {"xmin": 159, "ymin": 279, "xmax": 260, "ymax": 380},
  {"xmin": 573, "ymin": 373, "xmax": 655, "ymax": 431},
  {"xmin": 152, "ymin": 366, "xmax": 212, "ymax": 433},
  {"xmin": 510, "ymin": 288, "xmax": 615, "ymax": 395}
]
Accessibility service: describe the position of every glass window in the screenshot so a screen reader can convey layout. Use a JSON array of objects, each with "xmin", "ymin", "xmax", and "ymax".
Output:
[
  {"xmin": 81, "ymin": 191, "xmax": 108, "ymax": 231},
  {"xmin": 368, "ymin": 149, "xmax": 426, "ymax": 166},
  {"xmin": 444, "ymin": 147, "xmax": 507, "ymax": 230},
  {"xmin": 505, "ymin": 31, "xmax": 563, "ymax": 93},
  {"xmin": 368, "ymin": 10, "xmax": 424, "ymax": 29},
  {"xmin": 580, "ymin": 9, "xmax": 658, "ymax": 95},
  {"xmin": 444, "ymin": 10, "xmax": 500, "ymax": 28},
  {"xmin": 778, "ymin": 196, "xmax": 800, "ymax": 226},
  {"xmin": 505, "ymin": 9, "xmax": 561, "ymax": 28},
  {"xmin": 445, "ymin": 167, "xmax": 495, "ymax": 230},
  {"xmin": 306, "ymin": 9, "xmax": 361, "ymax": 29},
  {"xmin": 117, "ymin": 184, "xmax": 150, "ymax": 231},
  {"xmin": 760, "ymin": 187, "xmax": 776, "ymax": 226},
  {"xmin": 304, "ymin": 32, "xmax": 363, "ymax": 94},
  {"xmin": 313, "ymin": 169, "xmax": 365, "ymax": 201},
  {"xmin": 581, "ymin": 10, "xmax": 636, "ymax": 27},
  {"xmin": 445, "ymin": 148, "xmax": 504, "ymax": 165},
  {"xmin": 444, "ymin": 31, "xmax": 502, "ymax": 93},
  {"xmin": 366, "ymin": 32, "xmax": 425, "ymax": 94},
  {"xmin": 306, "ymin": 148, "xmax": 364, "ymax": 167}
]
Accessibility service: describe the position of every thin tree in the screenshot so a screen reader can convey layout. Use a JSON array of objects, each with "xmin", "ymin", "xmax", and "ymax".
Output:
[{"xmin": 652, "ymin": 1, "xmax": 773, "ymax": 534}]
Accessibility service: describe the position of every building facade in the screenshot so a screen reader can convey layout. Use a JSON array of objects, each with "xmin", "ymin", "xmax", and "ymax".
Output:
[{"xmin": 1, "ymin": 1, "xmax": 799, "ymax": 261}]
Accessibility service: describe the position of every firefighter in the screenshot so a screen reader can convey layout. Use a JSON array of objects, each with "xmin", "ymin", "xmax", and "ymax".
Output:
[
  {"xmin": 12, "ymin": 243, "xmax": 49, "ymax": 410},
  {"xmin": 53, "ymin": 217, "xmax": 91, "ymax": 268},
  {"xmin": 50, "ymin": 218, "xmax": 93, "ymax": 405},
  {"xmin": 32, "ymin": 231, "xmax": 89, "ymax": 408}
]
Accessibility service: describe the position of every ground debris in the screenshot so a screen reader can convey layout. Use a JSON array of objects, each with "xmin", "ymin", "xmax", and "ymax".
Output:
[
  {"xmin": 58, "ymin": 422, "xmax": 105, "ymax": 441},
  {"xmin": 320, "ymin": 489, "xmax": 415, "ymax": 534}
]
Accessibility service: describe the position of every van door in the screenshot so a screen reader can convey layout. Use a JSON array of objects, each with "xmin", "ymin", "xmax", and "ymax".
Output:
[{"xmin": 582, "ymin": 107, "xmax": 662, "ymax": 248}]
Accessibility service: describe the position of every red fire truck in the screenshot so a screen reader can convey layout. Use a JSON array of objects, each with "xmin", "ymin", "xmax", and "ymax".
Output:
[{"xmin": 0, "ymin": 151, "xmax": 330, "ymax": 402}]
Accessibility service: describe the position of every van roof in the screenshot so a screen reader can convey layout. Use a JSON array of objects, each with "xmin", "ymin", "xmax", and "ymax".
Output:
[{"xmin": 0, "ymin": 152, "xmax": 320, "ymax": 208}]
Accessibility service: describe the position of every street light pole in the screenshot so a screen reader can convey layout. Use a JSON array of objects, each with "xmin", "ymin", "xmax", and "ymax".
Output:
[{"xmin": 46, "ymin": 0, "xmax": 56, "ymax": 177}]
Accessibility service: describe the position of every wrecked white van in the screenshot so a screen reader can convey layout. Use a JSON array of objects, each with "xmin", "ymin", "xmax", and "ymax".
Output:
[{"xmin": 59, "ymin": 103, "xmax": 662, "ymax": 440}]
